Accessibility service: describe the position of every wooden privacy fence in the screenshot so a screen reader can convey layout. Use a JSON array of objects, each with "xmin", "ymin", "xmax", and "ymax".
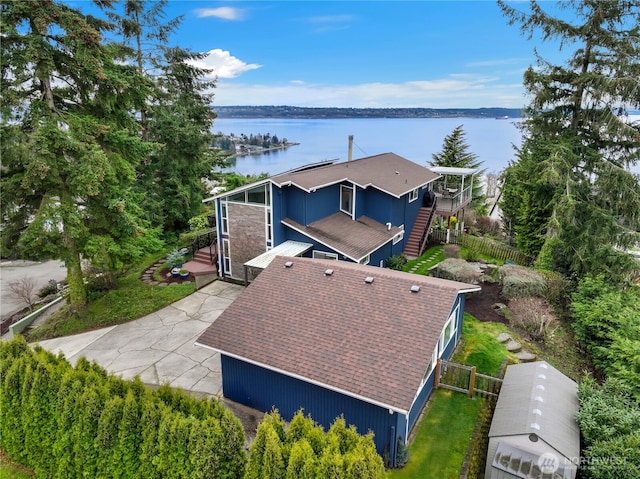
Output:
[
  {"xmin": 435, "ymin": 359, "xmax": 503, "ymax": 398},
  {"xmin": 429, "ymin": 230, "xmax": 533, "ymax": 266}
]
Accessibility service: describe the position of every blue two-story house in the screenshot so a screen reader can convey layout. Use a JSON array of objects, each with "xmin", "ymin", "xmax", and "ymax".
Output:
[{"xmin": 209, "ymin": 153, "xmax": 442, "ymax": 281}]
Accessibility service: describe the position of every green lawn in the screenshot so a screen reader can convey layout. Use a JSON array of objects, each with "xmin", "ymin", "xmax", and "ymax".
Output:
[
  {"xmin": 27, "ymin": 253, "xmax": 196, "ymax": 341},
  {"xmin": 386, "ymin": 315, "xmax": 513, "ymax": 479},
  {"xmin": 402, "ymin": 246, "xmax": 445, "ymax": 275}
]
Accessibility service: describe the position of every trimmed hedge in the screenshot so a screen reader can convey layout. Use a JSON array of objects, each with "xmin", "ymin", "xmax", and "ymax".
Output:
[
  {"xmin": 0, "ymin": 337, "xmax": 247, "ymax": 479},
  {"xmin": 499, "ymin": 265, "xmax": 546, "ymax": 299},
  {"xmin": 246, "ymin": 410, "xmax": 385, "ymax": 478}
]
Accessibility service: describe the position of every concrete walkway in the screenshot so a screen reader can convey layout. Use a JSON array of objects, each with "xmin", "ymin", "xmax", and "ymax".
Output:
[{"xmin": 36, "ymin": 281, "xmax": 244, "ymax": 397}]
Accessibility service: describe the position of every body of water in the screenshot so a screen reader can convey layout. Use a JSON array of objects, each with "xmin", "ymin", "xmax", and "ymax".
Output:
[{"xmin": 212, "ymin": 117, "xmax": 524, "ymax": 177}]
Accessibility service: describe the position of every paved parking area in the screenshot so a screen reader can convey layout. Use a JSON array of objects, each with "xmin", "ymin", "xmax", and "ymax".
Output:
[{"xmin": 37, "ymin": 281, "xmax": 244, "ymax": 396}]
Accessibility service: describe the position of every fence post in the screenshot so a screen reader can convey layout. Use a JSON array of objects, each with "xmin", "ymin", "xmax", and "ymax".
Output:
[
  {"xmin": 435, "ymin": 358, "xmax": 441, "ymax": 389},
  {"xmin": 469, "ymin": 366, "xmax": 476, "ymax": 398}
]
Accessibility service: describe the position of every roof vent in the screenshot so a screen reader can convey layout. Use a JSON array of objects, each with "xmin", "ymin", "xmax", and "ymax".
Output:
[
  {"xmin": 530, "ymin": 423, "xmax": 541, "ymax": 430},
  {"xmin": 284, "ymin": 261, "xmax": 293, "ymax": 268},
  {"xmin": 395, "ymin": 170, "xmax": 400, "ymax": 175},
  {"xmin": 325, "ymin": 269, "xmax": 334, "ymax": 276},
  {"xmin": 539, "ymin": 363, "xmax": 548, "ymax": 369},
  {"xmin": 411, "ymin": 285, "xmax": 420, "ymax": 293},
  {"xmin": 364, "ymin": 276, "xmax": 374, "ymax": 284},
  {"xmin": 534, "ymin": 396, "xmax": 544, "ymax": 403},
  {"xmin": 537, "ymin": 373, "xmax": 547, "ymax": 380},
  {"xmin": 536, "ymin": 384, "xmax": 545, "ymax": 391},
  {"xmin": 532, "ymin": 408, "xmax": 542, "ymax": 416}
]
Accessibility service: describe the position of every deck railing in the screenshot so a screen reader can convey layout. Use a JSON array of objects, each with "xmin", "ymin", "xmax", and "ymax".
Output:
[
  {"xmin": 191, "ymin": 231, "xmax": 217, "ymax": 264},
  {"xmin": 434, "ymin": 184, "xmax": 473, "ymax": 213}
]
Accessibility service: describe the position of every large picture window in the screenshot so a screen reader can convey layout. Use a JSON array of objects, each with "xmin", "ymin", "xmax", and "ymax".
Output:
[
  {"xmin": 409, "ymin": 188, "xmax": 419, "ymax": 202},
  {"xmin": 340, "ymin": 185, "xmax": 353, "ymax": 215}
]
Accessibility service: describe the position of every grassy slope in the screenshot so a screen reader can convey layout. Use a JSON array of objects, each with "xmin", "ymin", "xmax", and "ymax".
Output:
[
  {"xmin": 27, "ymin": 253, "xmax": 196, "ymax": 341},
  {"xmin": 387, "ymin": 316, "xmax": 515, "ymax": 479}
]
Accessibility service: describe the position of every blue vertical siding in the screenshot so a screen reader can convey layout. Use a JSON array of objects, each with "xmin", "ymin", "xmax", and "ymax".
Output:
[
  {"xmin": 272, "ymin": 184, "xmax": 286, "ymax": 245},
  {"xmin": 221, "ymin": 355, "xmax": 400, "ymax": 457},
  {"xmin": 408, "ymin": 372, "xmax": 435, "ymax": 432},
  {"xmin": 306, "ymin": 185, "xmax": 340, "ymax": 223}
]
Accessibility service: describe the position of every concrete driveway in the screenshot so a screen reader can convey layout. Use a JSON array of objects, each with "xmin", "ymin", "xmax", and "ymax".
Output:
[{"xmin": 36, "ymin": 280, "xmax": 244, "ymax": 396}]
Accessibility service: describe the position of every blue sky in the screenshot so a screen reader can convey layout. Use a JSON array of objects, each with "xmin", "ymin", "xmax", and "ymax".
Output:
[{"xmin": 79, "ymin": 1, "xmax": 577, "ymax": 108}]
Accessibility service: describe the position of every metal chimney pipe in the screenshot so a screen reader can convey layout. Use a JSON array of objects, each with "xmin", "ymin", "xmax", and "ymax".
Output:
[{"xmin": 348, "ymin": 135, "xmax": 353, "ymax": 161}]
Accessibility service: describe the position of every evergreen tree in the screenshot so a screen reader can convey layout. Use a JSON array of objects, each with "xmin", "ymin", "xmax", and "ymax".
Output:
[
  {"xmin": 1, "ymin": 0, "xmax": 154, "ymax": 311},
  {"xmin": 429, "ymin": 125, "xmax": 486, "ymax": 210},
  {"xmin": 498, "ymin": 0, "xmax": 640, "ymax": 281},
  {"xmin": 111, "ymin": 0, "xmax": 224, "ymax": 234}
]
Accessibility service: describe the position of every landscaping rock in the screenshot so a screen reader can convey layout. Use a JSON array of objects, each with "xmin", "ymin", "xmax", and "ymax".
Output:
[
  {"xmin": 497, "ymin": 332, "xmax": 512, "ymax": 343},
  {"xmin": 515, "ymin": 350, "xmax": 537, "ymax": 362},
  {"xmin": 505, "ymin": 339, "xmax": 522, "ymax": 352}
]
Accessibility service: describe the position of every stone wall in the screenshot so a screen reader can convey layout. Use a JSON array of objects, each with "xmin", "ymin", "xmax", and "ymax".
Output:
[{"xmin": 228, "ymin": 203, "xmax": 267, "ymax": 279}]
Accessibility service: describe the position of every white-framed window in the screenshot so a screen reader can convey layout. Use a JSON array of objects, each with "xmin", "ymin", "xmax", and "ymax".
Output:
[
  {"xmin": 422, "ymin": 345, "xmax": 439, "ymax": 386},
  {"xmin": 221, "ymin": 202, "xmax": 228, "ymax": 234},
  {"xmin": 393, "ymin": 225, "xmax": 405, "ymax": 245},
  {"xmin": 359, "ymin": 254, "xmax": 370, "ymax": 265},
  {"xmin": 265, "ymin": 208, "xmax": 272, "ymax": 242},
  {"xmin": 340, "ymin": 185, "xmax": 354, "ymax": 215},
  {"xmin": 313, "ymin": 250, "xmax": 338, "ymax": 260},
  {"xmin": 222, "ymin": 238, "xmax": 231, "ymax": 276},
  {"xmin": 438, "ymin": 308, "xmax": 458, "ymax": 356},
  {"xmin": 225, "ymin": 184, "xmax": 270, "ymax": 205},
  {"xmin": 409, "ymin": 188, "xmax": 419, "ymax": 202}
]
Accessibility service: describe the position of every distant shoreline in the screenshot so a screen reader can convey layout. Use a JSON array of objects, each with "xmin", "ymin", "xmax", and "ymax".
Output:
[{"xmin": 214, "ymin": 105, "xmax": 524, "ymax": 120}]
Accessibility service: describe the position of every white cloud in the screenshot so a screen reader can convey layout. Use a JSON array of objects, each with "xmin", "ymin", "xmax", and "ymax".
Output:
[
  {"xmin": 188, "ymin": 49, "xmax": 261, "ymax": 79},
  {"xmin": 195, "ymin": 7, "xmax": 245, "ymax": 20},
  {"xmin": 211, "ymin": 75, "xmax": 529, "ymax": 109}
]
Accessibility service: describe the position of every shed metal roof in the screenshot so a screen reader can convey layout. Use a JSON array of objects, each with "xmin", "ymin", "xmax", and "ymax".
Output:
[
  {"xmin": 489, "ymin": 361, "xmax": 580, "ymax": 460},
  {"xmin": 244, "ymin": 240, "xmax": 313, "ymax": 270}
]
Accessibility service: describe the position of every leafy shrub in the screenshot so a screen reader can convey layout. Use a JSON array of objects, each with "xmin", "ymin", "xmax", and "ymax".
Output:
[
  {"xmin": 386, "ymin": 254, "xmax": 407, "ymax": 270},
  {"xmin": 435, "ymin": 258, "xmax": 480, "ymax": 284},
  {"xmin": 188, "ymin": 213, "xmax": 209, "ymax": 232},
  {"xmin": 474, "ymin": 216, "xmax": 500, "ymax": 236},
  {"xmin": 38, "ymin": 279, "xmax": 59, "ymax": 298},
  {"xmin": 507, "ymin": 296, "xmax": 555, "ymax": 342},
  {"xmin": 576, "ymin": 377, "xmax": 640, "ymax": 479},
  {"xmin": 166, "ymin": 248, "xmax": 186, "ymax": 269},
  {"xmin": 499, "ymin": 265, "xmax": 546, "ymax": 299},
  {"xmin": 461, "ymin": 248, "xmax": 480, "ymax": 262},
  {"xmin": 536, "ymin": 269, "xmax": 571, "ymax": 313},
  {"xmin": 572, "ymin": 275, "xmax": 640, "ymax": 396},
  {"xmin": 443, "ymin": 244, "xmax": 460, "ymax": 258}
]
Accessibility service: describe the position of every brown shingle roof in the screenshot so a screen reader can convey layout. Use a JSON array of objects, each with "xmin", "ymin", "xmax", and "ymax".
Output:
[
  {"xmin": 196, "ymin": 257, "xmax": 480, "ymax": 412},
  {"xmin": 272, "ymin": 153, "xmax": 440, "ymax": 197},
  {"xmin": 282, "ymin": 212, "xmax": 402, "ymax": 261}
]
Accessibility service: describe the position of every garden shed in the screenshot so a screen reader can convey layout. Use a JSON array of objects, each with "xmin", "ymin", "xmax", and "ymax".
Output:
[
  {"xmin": 195, "ymin": 256, "xmax": 479, "ymax": 466},
  {"xmin": 485, "ymin": 361, "xmax": 580, "ymax": 479}
]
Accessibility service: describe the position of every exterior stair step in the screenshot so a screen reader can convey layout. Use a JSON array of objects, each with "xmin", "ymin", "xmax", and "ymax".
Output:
[
  {"xmin": 505, "ymin": 340, "xmax": 522, "ymax": 352},
  {"xmin": 515, "ymin": 351, "xmax": 537, "ymax": 362}
]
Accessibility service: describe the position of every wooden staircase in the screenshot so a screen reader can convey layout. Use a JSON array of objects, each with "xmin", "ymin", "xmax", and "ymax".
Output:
[
  {"xmin": 404, "ymin": 205, "xmax": 437, "ymax": 258},
  {"xmin": 182, "ymin": 247, "xmax": 217, "ymax": 276}
]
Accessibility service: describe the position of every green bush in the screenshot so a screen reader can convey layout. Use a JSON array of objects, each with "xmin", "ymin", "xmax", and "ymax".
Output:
[
  {"xmin": 386, "ymin": 254, "xmax": 408, "ymax": 271},
  {"xmin": 0, "ymin": 337, "xmax": 247, "ymax": 479},
  {"xmin": 499, "ymin": 265, "xmax": 546, "ymax": 299},
  {"xmin": 188, "ymin": 213, "xmax": 209, "ymax": 232},
  {"xmin": 434, "ymin": 259, "xmax": 480, "ymax": 284},
  {"xmin": 460, "ymin": 248, "xmax": 480, "ymax": 262},
  {"xmin": 247, "ymin": 410, "xmax": 384, "ymax": 478}
]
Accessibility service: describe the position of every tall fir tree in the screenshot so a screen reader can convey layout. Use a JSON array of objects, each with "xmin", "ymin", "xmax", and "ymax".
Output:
[
  {"xmin": 0, "ymin": 0, "xmax": 154, "ymax": 311},
  {"xmin": 429, "ymin": 125, "xmax": 487, "ymax": 210},
  {"xmin": 111, "ymin": 0, "xmax": 223, "ymax": 234},
  {"xmin": 498, "ymin": 0, "xmax": 640, "ymax": 281}
]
